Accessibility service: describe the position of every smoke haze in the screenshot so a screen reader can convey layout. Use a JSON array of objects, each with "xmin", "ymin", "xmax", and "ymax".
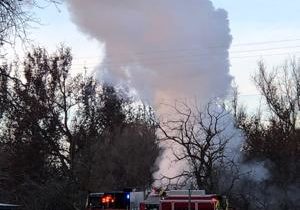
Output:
[{"xmin": 66, "ymin": 0, "xmax": 232, "ymax": 106}]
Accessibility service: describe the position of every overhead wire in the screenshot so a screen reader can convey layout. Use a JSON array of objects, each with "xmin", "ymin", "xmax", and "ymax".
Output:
[
  {"xmin": 69, "ymin": 38, "xmax": 300, "ymax": 100},
  {"xmin": 70, "ymin": 37, "xmax": 300, "ymax": 69},
  {"xmin": 229, "ymin": 38, "xmax": 300, "ymax": 47},
  {"xmin": 71, "ymin": 50, "xmax": 300, "ymax": 69},
  {"xmin": 73, "ymin": 37, "xmax": 300, "ymax": 60}
]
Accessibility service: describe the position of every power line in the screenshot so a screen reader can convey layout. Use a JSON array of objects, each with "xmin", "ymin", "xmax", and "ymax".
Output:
[
  {"xmin": 73, "ymin": 37, "xmax": 300, "ymax": 60},
  {"xmin": 231, "ymin": 38, "xmax": 300, "ymax": 47},
  {"xmin": 230, "ymin": 45, "xmax": 300, "ymax": 54},
  {"xmin": 69, "ymin": 38, "xmax": 300, "ymax": 68},
  {"xmin": 71, "ymin": 50, "xmax": 300, "ymax": 69},
  {"xmin": 230, "ymin": 51, "xmax": 300, "ymax": 59},
  {"xmin": 71, "ymin": 46, "xmax": 300, "ymax": 67}
]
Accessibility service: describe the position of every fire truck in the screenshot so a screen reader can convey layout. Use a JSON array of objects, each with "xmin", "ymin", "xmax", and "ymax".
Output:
[
  {"xmin": 85, "ymin": 190, "xmax": 144, "ymax": 210},
  {"xmin": 85, "ymin": 190, "xmax": 230, "ymax": 210},
  {"xmin": 140, "ymin": 190, "xmax": 230, "ymax": 210}
]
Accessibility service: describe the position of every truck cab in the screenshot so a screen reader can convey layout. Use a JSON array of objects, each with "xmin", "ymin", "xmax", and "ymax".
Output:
[{"xmin": 85, "ymin": 191, "xmax": 144, "ymax": 210}]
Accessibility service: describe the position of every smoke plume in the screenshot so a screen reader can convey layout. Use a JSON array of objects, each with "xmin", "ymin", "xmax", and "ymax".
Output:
[{"xmin": 66, "ymin": 0, "xmax": 232, "ymax": 106}]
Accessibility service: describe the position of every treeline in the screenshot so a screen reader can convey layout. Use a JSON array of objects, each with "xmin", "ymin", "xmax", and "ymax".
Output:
[
  {"xmin": 159, "ymin": 60, "xmax": 300, "ymax": 210},
  {"xmin": 0, "ymin": 2, "xmax": 299, "ymax": 209},
  {"xmin": 0, "ymin": 47, "xmax": 299, "ymax": 210},
  {"xmin": 232, "ymin": 61, "xmax": 300, "ymax": 210},
  {"xmin": 0, "ymin": 47, "xmax": 161, "ymax": 210}
]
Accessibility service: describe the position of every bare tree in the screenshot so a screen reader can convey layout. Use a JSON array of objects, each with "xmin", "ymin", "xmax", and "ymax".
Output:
[
  {"xmin": 159, "ymin": 100, "xmax": 238, "ymax": 194},
  {"xmin": 253, "ymin": 60, "xmax": 300, "ymax": 132},
  {"xmin": 233, "ymin": 59, "xmax": 300, "ymax": 210},
  {"xmin": 0, "ymin": 0, "xmax": 61, "ymax": 46}
]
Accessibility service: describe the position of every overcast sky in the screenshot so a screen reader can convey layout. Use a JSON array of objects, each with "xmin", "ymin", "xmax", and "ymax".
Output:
[{"xmin": 23, "ymin": 0, "xmax": 300, "ymax": 108}]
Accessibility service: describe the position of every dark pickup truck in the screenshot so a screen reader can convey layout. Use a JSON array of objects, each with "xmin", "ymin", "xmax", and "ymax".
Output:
[{"xmin": 0, "ymin": 203, "xmax": 21, "ymax": 210}]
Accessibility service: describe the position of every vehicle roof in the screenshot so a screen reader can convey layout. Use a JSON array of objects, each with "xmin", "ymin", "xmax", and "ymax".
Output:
[
  {"xmin": 164, "ymin": 194, "xmax": 218, "ymax": 199},
  {"xmin": 0, "ymin": 204, "xmax": 20, "ymax": 207},
  {"xmin": 89, "ymin": 191, "xmax": 125, "ymax": 196},
  {"xmin": 167, "ymin": 190, "xmax": 206, "ymax": 196}
]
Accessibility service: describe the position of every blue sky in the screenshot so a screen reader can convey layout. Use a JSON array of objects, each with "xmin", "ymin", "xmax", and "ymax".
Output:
[
  {"xmin": 213, "ymin": 0, "xmax": 300, "ymax": 25},
  {"xmin": 20, "ymin": 0, "xmax": 300, "ymax": 108}
]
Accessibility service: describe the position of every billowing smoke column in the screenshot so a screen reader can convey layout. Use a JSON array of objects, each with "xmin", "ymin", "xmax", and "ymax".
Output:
[{"xmin": 66, "ymin": 0, "xmax": 232, "ymax": 106}]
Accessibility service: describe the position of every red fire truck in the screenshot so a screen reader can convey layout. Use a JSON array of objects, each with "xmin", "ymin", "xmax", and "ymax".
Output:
[
  {"xmin": 85, "ymin": 190, "xmax": 144, "ymax": 210},
  {"xmin": 85, "ymin": 191, "xmax": 131, "ymax": 210},
  {"xmin": 86, "ymin": 190, "xmax": 230, "ymax": 210},
  {"xmin": 140, "ymin": 190, "xmax": 229, "ymax": 210}
]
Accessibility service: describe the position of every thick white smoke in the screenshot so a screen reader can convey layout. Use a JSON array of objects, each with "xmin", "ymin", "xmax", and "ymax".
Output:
[{"xmin": 66, "ymin": 0, "xmax": 232, "ymax": 106}]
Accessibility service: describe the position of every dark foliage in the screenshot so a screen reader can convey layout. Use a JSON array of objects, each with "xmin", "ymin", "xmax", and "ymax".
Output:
[
  {"xmin": 0, "ymin": 47, "xmax": 161, "ymax": 210},
  {"xmin": 233, "ymin": 60, "xmax": 300, "ymax": 210}
]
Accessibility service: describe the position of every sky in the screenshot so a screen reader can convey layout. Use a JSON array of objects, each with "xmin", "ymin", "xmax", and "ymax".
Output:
[
  {"xmin": 212, "ymin": 0, "xmax": 300, "ymax": 93},
  {"xmin": 11, "ymin": 0, "xmax": 300, "ymax": 109}
]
